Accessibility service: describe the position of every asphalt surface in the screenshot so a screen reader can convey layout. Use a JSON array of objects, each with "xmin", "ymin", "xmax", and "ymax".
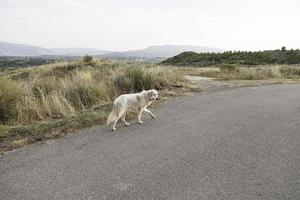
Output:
[{"xmin": 1, "ymin": 84, "xmax": 300, "ymax": 200}]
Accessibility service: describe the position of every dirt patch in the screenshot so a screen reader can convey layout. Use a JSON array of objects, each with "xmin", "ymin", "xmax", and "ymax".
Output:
[{"xmin": 184, "ymin": 75, "xmax": 214, "ymax": 82}]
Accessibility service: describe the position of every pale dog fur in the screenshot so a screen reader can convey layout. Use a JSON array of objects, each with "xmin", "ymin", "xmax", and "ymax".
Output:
[{"xmin": 107, "ymin": 89, "xmax": 160, "ymax": 131}]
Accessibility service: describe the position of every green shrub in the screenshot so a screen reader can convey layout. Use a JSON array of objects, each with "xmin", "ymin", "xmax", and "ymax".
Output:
[
  {"xmin": 114, "ymin": 75, "xmax": 132, "ymax": 93},
  {"xmin": 83, "ymin": 55, "xmax": 93, "ymax": 65},
  {"xmin": 125, "ymin": 66, "xmax": 145, "ymax": 92},
  {"xmin": 65, "ymin": 80, "xmax": 109, "ymax": 110},
  {"xmin": 143, "ymin": 72, "xmax": 158, "ymax": 89},
  {"xmin": 115, "ymin": 66, "xmax": 176, "ymax": 93}
]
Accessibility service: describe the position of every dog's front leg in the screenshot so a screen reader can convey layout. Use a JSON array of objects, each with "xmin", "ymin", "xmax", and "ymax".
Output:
[{"xmin": 143, "ymin": 108, "xmax": 156, "ymax": 118}]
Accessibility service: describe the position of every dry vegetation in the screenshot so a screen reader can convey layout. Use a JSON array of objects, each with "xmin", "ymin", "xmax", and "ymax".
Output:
[
  {"xmin": 179, "ymin": 64, "xmax": 300, "ymax": 80},
  {"xmin": 0, "ymin": 59, "xmax": 187, "ymax": 152},
  {"xmin": 1, "ymin": 59, "xmax": 300, "ymax": 152}
]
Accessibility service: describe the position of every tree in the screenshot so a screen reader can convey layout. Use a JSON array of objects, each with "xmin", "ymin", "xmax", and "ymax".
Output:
[{"xmin": 83, "ymin": 55, "xmax": 93, "ymax": 65}]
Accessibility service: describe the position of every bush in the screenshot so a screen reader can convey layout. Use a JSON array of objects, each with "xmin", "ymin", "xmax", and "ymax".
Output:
[
  {"xmin": 64, "ymin": 71, "xmax": 110, "ymax": 109},
  {"xmin": 125, "ymin": 66, "xmax": 145, "ymax": 92},
  {"xmin": 66, "ymin": 84, "xmax": 99, "ymax": 109},
  {"xmin": 0, "ymin": 78, "xmax": 23, "ymax": 124},
  {"xmin": 114, "ymin": 67, "xmax": 147, "ymax": 93},
  {"xmin": 83, "ymin": 55, "xmax": 93, "ymax": 65},
  {"xmin": 114, "ymin": 66, "xmax": 184, "ymax": 93},
  {"xmin": 114, "ymin": 75, "xmax": 132, "ymax": 93}
]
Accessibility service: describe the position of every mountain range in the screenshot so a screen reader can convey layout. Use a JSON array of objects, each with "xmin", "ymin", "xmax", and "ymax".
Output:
[
  {"xmin": 0, "ymin": 42, "xmax": 109, "ymax": 57},
  {"xmin": 0, "ymin": 42, "xmax": 223, "ymax": 58},
  {"xmin": 101, "ymin": 45, "xmax": 223, "ymax": 58}
]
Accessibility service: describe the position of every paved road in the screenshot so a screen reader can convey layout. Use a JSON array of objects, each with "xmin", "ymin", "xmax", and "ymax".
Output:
[{"xmin": 1, "ymin": 85, "xmax": 300, "ymax": 200}]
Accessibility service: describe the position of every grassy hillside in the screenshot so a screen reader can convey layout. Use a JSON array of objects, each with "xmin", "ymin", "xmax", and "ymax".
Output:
[
  {"xmin": 161, "ymin": 47, "xmax": 300, "ymax": 66},
  {"xmin": 0, "ymin": 58, "xmax": 187, "ymax": 151}
]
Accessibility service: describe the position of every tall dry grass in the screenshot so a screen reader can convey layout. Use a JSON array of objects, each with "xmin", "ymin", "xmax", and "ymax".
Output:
[
  {"xmin": 0, "ymin": 59, "xmax": 186, "ymax": 126},
  {"xmin": 0, "ymin": 78, "xmax": 24, "ymax": 124},
  {"xmin": 192, "ymin": 65, "xmax": 300, "ymax": 80}
]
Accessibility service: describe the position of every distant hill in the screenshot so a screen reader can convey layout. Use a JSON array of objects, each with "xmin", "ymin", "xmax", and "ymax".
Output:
[
  {"xmin": 101, "ymin": 45, "xmax": 224, "ymax": 59},
  {"xmin": 0, "ymin": 42, "xmax": 223, "ymax": 59},
  {"xmin": 0, "ymin": 42, "xmax": 110, "ymax": 56},
  {"xmin": 161, "ymin": 48, "xmax": 300, "ymax": 66},
  {"xmin": 0, "ymin": 42, "xmax": 52, "ymax": 56},
  {"xmin": 50, "ymin": 48, "xmax": 109, "ymax": 56}
]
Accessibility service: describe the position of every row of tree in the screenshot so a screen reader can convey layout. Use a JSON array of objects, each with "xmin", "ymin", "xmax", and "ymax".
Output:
[{"xmin": 162, "ymin": 47, "xmax": 300, "ymax": 66}]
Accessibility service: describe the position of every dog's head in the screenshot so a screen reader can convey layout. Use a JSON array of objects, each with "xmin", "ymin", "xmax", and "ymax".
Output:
[{"xmin": 148, "ymin": 89, "xmax": 160, "ymax": 101}]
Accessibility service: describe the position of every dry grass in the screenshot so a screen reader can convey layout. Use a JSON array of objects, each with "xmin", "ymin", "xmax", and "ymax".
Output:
[
  {"xmin": 3, "ymin": 60, "xmax": 299, "ymax": 152},
  {"xmin": 0, "ymin": 59, "xmax": 188, "ymax": 152},
  {"xmin": 179, "ymin": 65, "xmax": 300, "ymax": 80},
  {"xmin": 0, "ymin": 60, "xmax": 186, "ymax": 125},
  {"xmin": 0, "ymin": 78, "xmax": 24, "ymax": 124}
]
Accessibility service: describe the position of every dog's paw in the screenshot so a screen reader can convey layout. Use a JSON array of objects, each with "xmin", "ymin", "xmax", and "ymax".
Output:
[
  {"xmin": 138, "ymin": 120, "xmax": 144, "ymax": 124},
  {"xmin": 151, "ymin": 115, "xmax": 156, "ymax": 119},
  {"xmin": 124, "ymin": 122, "xmax": 130, "ymax": 126},
  {"xmin": 112, "ymin": 127, "xmax": 116, "ymax": 131}
]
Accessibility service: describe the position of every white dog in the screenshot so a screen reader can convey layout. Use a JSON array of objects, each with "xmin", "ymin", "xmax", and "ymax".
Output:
[{"xmin": 107, "ymin": 89, "xmax": 160, "ymax": 131}]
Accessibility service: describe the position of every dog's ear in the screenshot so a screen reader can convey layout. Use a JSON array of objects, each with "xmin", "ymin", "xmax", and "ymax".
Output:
[{"xmin": 148, "ymin": 90, "xmax": 154, "ymax": 100}]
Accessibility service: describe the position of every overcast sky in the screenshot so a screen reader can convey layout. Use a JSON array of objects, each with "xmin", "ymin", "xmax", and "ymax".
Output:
[{"xmin": 0, "ymin": 0, "xmax": 299, "ymax": 51}]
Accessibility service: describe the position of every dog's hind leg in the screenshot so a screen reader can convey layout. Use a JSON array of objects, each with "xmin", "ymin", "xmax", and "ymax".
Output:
[
  {"xmin": 121, "ymin": 112, "xmax": 130, "ymax": 126},
  {"xmin": 137, "ymin": 109, "xmax": 143, "ymax": 124},
  {"xmin": 112, "ymin": 108, "xmax": 125, "ymax": 131}
]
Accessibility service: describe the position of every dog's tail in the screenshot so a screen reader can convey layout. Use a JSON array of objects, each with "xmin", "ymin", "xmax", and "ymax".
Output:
[{"xmin": 106, "ymin": 104, "xmax": 118, "ymax": 125}]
